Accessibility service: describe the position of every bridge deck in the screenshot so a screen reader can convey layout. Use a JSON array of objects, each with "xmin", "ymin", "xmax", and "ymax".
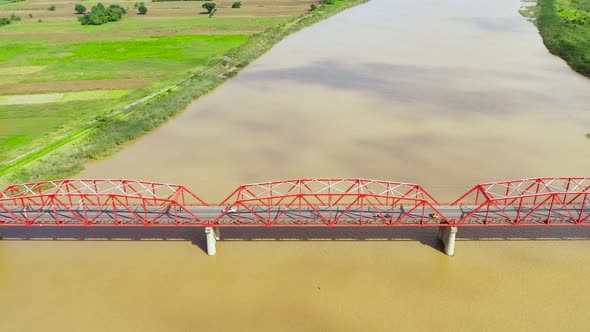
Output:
[{"xmin": 0, "ymin": 205, "xmax": 587, "ymax": 227}]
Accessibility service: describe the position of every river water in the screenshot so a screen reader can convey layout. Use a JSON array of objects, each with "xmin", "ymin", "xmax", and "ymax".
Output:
[{"xmin": 3, "ymin": 0, "xmax": 590, "ymax": 330}]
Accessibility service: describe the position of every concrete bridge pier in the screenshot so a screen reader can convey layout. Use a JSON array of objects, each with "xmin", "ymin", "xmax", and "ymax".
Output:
[
  {"xmin": 205, "ymin": 227, "xmax": 221, "ymax": 255},
  {"xmin": 437, "ymin": 226, "xmax": 458, "ymax": 256}
]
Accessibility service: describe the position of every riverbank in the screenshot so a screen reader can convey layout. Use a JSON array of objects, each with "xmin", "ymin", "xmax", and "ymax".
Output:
[
  {"xmin": 536, "ymin": 0, "xmax": 590, "ymax": 77},
  {"xmin": 0, "ymin": 0, "xmax": 368, "ymax": 188}
]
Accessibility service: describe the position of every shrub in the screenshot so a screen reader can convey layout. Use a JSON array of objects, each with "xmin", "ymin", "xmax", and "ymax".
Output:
[
  {"xmin": 232, "ymin": 1, "xmax": 241, "ymax": 8},
  {"xmin": 48, "ymin": 4, "xmax": 56, "ymax": 11},
  {"xmin": 0, "ymin": 17, "xmax": 11, "ymax": 26},
  {"xmin": 202, "ymin": 2, "xmax": 216, "ymax": 13},
  {"xmin": 310, "ymin": 3, "xmax": 317, "ymax": 10},
  {"xmin": 138, "ymin": 4, "xmax": 148, "ymax": 14},
  {"xmin": 74, "ymin": 4, "xmax": 87, "ymax": 14},
  {"xmin": 320, "ymin": 0, "xmax": 335, "ymax": 4},
  {"xmin": 9, "ymin": 13, "xmax": 21, "ymax": 21},
  {"xmin": 79, "ymin": 3, "xmax": 127, "ymax": 25},
  {"xmin": 28, "ymin": 13, "xmax": 33, "ymax": 18}
]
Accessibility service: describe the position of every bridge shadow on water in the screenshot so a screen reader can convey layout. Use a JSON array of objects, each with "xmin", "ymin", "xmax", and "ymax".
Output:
[{"xmin": 1, "ymin": 227, "xmax": 590, "ymax": 254}]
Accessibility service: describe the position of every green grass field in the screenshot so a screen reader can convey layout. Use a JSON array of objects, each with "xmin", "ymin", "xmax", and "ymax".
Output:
[
  {"xmin": 0, "ymin": 0, "xmax": 366, "ymax": 187},
  {"xmin": 0, "ymin": 0, "xmax": 310, "ymax": 162}
]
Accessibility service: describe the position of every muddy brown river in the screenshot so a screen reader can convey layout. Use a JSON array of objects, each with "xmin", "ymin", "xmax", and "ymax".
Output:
[{"xmin": 2, "ymin": 0, "xmax": 590, "ymax": 330}]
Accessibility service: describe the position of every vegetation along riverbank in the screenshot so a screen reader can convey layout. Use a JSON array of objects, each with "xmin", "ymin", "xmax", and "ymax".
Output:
[
  {"xmin": 535, "ymin": 0, "xmax": 590, "ymax": 76},
  {"xmin": 0, "ymin": 0, "xmax": 367, "ymax": 187}
]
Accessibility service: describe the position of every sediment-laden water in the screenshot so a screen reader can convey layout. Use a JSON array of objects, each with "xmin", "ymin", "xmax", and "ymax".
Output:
[{"xmin": 2, "ymin": 0, "xmax": 590, "ymax": 330}]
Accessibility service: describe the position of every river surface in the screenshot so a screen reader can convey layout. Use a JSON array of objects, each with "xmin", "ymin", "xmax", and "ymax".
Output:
[{"xmin": 3, "ymin": 0, "xmax": 590, "ymax": 330}]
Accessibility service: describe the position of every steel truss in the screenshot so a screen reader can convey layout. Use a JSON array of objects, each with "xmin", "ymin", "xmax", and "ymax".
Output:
[
  {"xmin": 452, "ymin": 177, "xmax": 590, "ymax": 226},
  {"xmin": 0, "ymin": 179, "xmax": 207, "ymax": 226},
  {"xmin": 0, "ymin": 177, "xmax": 589, "ymax": 227},
  {"xmin": 216, "ymin": 178, "xmax": 447, "ymax": 226}
]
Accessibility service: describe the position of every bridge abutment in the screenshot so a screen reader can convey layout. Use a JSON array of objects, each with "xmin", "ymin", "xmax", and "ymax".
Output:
[
  {"xmin": 205, "ymin": 227, "xmax": 221, "ymax": 255},
  {"xmin": 437, "ymin": 226, "xmax": 458, "ymax": 256}
]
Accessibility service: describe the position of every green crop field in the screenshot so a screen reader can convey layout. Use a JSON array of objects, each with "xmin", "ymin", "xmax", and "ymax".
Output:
[{"xmin": 0, "ymin": 0, "xmax": 313, "ymax": 162}]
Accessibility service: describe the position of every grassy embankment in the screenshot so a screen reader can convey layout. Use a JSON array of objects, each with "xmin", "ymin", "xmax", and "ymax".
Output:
[
  {"xmin": 0, "ymin": 0, "xmax": 367, "ymax": 187},
  {"xmin": 536, "ymin": 0, "xmax": 590, "ymax": 75},
  {"xmin": 533, "ymin": 0, "xmax": 590, "ymax": 138}
]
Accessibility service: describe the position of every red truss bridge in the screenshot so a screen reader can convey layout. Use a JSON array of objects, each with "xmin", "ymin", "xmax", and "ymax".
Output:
[{"xmin": 0, "ymin": 177, "xmax": 589, "ymax": 256}]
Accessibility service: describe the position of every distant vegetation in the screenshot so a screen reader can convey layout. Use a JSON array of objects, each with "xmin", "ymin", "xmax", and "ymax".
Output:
[
  {"xmin": 48, "ymin": 4, "xmax": 56, "ymax": 11},
  {"xmin": 79, "ymin": 3, "xmax": 127, "ymax": 25},
  {"xmin": 202, "ymin": 2, "xmax": 216, "ymax": 13},
  {"xmin": 138, "ymin": 4, "xmax": 148, "ymax": 14},
  {"xmin": 536, "ymin": 0, "xmax": 590, "ymax": 77},
  {"xmin": 232, "ymin": 1, "xmax": 241, "ymax": 8},
  {"xmin": 74, "ymin": 4, "xmax": 87, "ymax": 14},
  {"xmin": 0, "ymin": 13, "xmax": 20, "ymax": 27}
]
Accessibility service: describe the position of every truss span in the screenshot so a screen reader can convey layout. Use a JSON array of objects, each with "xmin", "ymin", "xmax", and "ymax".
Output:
[
  {"xmin": 216, "ymin": 178, "xmax": 447, "ymax": 226},
  {"xmin": 452, "ymin": 177, "xmax": 590, "ymax": 226},
  {"xmin": 0, "ymin": 179, "xmax": 208, "ymax": 226}
]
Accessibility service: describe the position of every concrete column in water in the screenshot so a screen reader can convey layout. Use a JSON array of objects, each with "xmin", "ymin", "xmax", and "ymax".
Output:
[
  {"xmin": 437, "ymin": 226, "xmax": 458, "ymax": 256},
  {"xmin": 205, "ymin": 227, "xmax": 221, "ymax": 256}
]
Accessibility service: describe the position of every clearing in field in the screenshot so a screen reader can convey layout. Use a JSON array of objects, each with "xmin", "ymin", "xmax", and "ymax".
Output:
[{"xmin": 0, "ymin": 0, "xmax": 314, "ymax": 162}]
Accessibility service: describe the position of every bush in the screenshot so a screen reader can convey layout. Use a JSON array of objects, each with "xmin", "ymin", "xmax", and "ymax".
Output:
[
  {"xmin": 202, "ymin": 2, "xmax": 216, "ymax": 13},
  {"xmin": 310, "ymin": 3, "xmax": 317, "ymax": 10},
  {"xmin": 232, "ymin": 1, "xmax": 241, "ymax": 8},
  {"xmin": 28, "ymin": 13, "xmax": 33, "ymax": 18},
  {"xmin": 0, "ymin": 17, "xmax": 11, "ymax": 26},
  {"xmin": 48, "ymin": 4, "xmax": 56, "ymax": 11},
  {"xmin": 138, "ymin": 4, "xmax": 148, "ymax": 14},
  {"xmin": 74, "ymin": 4, "xmax": 87, "ymax": 14},
  {"xmin": 9, "ymin": 13, "xmax": 20, "ymax": 21},
  {"xmin": 79, "ymin": 3, "xmax": 127, "ymax": 25},
  {"xmin": 320, "ymin": 0, "xmax": 335, "ymax": 4}
]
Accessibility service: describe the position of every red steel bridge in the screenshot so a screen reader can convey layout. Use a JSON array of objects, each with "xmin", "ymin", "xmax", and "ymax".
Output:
[{"xmin": 1, "ymin": 177, "xmax": 589, "ymax": 255}]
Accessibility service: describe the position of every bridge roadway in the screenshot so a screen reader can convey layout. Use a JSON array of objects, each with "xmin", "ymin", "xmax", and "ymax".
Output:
[{"xmin": 0, "ymin": 205, "xmax": 581, "ymax": 226}]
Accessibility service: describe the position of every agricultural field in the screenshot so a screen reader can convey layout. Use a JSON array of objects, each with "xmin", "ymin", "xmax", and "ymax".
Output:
[{"xmin": 0, "ymin": 0, "xmax": 313, "ymax": 162}]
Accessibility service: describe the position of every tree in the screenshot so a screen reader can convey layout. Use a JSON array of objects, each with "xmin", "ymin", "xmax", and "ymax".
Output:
[
  {"xmin": 310, "ymin": 4, "xmax": 317, "ymax": 10},
  {"xmin": 78, "ymin": 3, "xmax": 127, "ymax": 25},
  {"xmin": 232, "ymin": 1, "xmax": 241, "ymax": 8},
  {"xmin": 202, "ymin": 2, "xmax": 216, "ymax": 13},
  {"xmin": 75, "ymin": 4, "xmax": 87, "ymax": 14},
  {"xmin": 138, "ymin": 4, "xmax": 148, "ymax": 14},
  {"xmin": 48, "ymin": 4, "xmax": 56, "ymax": 11}
]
